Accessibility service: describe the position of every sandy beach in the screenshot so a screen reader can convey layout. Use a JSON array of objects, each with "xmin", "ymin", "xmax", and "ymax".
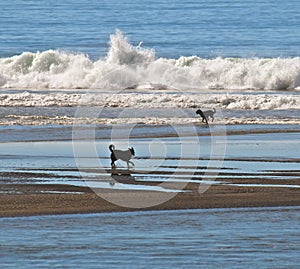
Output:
[
  {"xmin": 1, "ymin": 177, "xmax": 300, "ymax": 217},
  {"xmin": 1, "ymin": 124, "xmax": 300, "ymax": 218}
]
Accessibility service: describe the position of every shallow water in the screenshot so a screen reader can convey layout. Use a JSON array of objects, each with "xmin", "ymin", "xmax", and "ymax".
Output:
[
  {"xmin": 0, "ymin": 207, "xmax": 299, "ymax": 268},
  {"xmin": 0, "ymin": 131, "xmax": 299, "ymax": 193}
]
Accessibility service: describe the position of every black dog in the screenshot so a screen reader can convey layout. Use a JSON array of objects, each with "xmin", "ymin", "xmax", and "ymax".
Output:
[
  {"xmin": 109, "ymin": 144, "xmax": 135, "ymax": 169},
  {"xmin": 196, "ymin": 108, "xmax": 216, "ymax": 124}
]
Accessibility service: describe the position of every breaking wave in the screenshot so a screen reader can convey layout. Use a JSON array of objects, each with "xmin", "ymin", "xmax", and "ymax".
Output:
[{"xmin": 1, "ymin": 29, "xmax": 300, "ymax": 91}]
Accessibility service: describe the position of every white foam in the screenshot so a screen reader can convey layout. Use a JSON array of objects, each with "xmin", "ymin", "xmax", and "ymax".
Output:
[
  {"xmin": 0, "ymin": 91, "xmax": 299, "ymax": 110},
  {"xmin": 204, "ymin": 93, "xmax": 300, "ymax": 110},
  {"xmin": 1, "ymin": 30, "xmax": 300, "ymax": 91},
  {"xmin": 1, "ymin": 114, "xmax": 299, "ymax": 126}
]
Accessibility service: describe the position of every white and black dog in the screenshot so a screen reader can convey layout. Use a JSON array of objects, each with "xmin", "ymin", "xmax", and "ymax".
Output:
[
  {"xmin": 196, "ymin": 108, "xmax": 216, "ymax": 124},
  {"xmin": 109, "ymin": 144, "xmax": 135, "ymax": 169}
]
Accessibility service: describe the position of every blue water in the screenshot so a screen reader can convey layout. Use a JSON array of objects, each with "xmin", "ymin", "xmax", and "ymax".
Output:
[
  {"xmin": 2, "ymin": 0, "xmax": 300, "ymax": 90},
  {"xmin": 1, "ymin": 2, "xmax": 300, "ymax": 267},
  {"xmin": 0, "ymin": 207, "xmax": 299, "ymax": 268},
  {"xmin": 1, "ymin": 133, "xmax": 299, "ymax": 192},
  {"xmin": 1, "ymin": 0, "xmax": 300, "ymax": 59}
]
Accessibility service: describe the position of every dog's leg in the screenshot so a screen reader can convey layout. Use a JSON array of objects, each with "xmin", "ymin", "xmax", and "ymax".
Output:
[
  {"xmin": 127, "ymin": 161, "xmax": 135, "ymax": 169},
  {"xmin": 110, "ymin": 152, "xmax": 117, "ymax": 168},
  {"xmin": 128, "ymin": 161, "xmax": 135, "ymax": 167}
]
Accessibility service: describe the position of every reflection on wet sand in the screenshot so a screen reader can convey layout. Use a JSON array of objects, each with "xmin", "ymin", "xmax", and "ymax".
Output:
[
  {"xmin": 0, "ymin": 131, "xmax": 299, "ymax": 216},
  {"xmin": 110, "ymin": 169, "xmax": 136, "ymax": 186}
]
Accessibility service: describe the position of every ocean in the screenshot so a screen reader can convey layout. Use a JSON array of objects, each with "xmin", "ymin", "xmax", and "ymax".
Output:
[
  {"xmin": 1, "ymin": 0, "xmax": 300, "ymax": 268},
  {"xmin": 1, "ymin": 207, "xmax": 300, "ymax": 269},
  {"xmin": 1, "ymin": 0, "xmax": 300, "ymax": 92},
  {"xmin": 2, "ymin": 0, "xmax": 300, "ymax": 59},
  {"xmin": 1, "ymin": 0, "xmax": 300, "ymax": 126}
]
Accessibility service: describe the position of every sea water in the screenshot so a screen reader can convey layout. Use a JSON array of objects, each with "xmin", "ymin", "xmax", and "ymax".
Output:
[
  {"xmin": 1, "ymin": 1, "xmax": 300, "ymax": 268},
  {"xmin": 1, "ymin": 1, "xmax": 300, "ymax": 129},
  {"xmin": 1, "ymin": 0, "xmax": 300, "ymax": 92},
  {"xmin": 1, "ymin": 0, "xmax": 300, "ymax": 59},
  {"xmin": 0, "ymin": 133, "xmax": 299, "ymax": 190},
  {"xmin": 1, "ymin": 1, "xmax": 300, "ymax": 127},
  {"xmin": 0, "ymin": 207, "xmax": 299, "ymax": 268}
]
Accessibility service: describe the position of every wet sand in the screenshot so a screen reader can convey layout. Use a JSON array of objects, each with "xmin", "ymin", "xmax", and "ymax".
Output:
[
  {"xmin": 1, "ymin": 125, "xmax": 299, "ymax": 217},
  {"xmin": 1, "ymin": 180, "xmax": 299, "ymax": 217}
]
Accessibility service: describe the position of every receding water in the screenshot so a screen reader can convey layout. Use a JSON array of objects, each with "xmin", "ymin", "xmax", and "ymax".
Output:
[
  {"xmin": 0, "ymin": 132, "xmax": 299, "ymax": 191},
  {"xmin": 0, "ymin": 207, "xmax": 299, "ymax": 269}
]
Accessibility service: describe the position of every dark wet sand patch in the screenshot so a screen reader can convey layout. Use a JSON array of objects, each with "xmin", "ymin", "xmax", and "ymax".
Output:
[{"xmin": 1, "ymin": 179, "xmax": 299, "ymax": 217}]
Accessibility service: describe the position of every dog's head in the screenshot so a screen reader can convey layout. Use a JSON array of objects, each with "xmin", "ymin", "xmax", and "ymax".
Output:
[
  {"xmin": 196, "ymin": 109, "xmax": 202, "ymax": 115},
  {"xmin": 129, "ymin": 147, "xmax": 135, "ymax": 156}
]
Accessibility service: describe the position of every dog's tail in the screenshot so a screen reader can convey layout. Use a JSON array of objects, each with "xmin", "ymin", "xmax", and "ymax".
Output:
[
  {"xmin": 213, "ymin": 108, "xmax": 216, "ymax": 113},
  {"xmin": 109, "ymin": 144, "xmax": 115, "ymax": 152}
]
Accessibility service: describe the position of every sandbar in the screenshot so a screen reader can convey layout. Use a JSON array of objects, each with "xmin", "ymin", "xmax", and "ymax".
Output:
[{"xmin": 1, "ymin": 181, "xmax": 299, "ymax": 217}]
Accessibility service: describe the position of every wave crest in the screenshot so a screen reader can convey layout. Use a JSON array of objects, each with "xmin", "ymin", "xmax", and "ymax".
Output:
[
  {"xmin": 1, "ymin": 30, "xmax": 300, "ymax": 91},
  {"xmin": 106, "ymin": 29, "xmax": 155, "ymax": 65}
]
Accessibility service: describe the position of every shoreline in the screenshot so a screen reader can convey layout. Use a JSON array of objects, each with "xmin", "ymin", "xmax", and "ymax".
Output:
[
  {"xmin": 1, "ymin": 124, "xmax": 299, "ymax": 218},
  {"xmin": 1, "ymin": 123, "xmax": 300, "ymax": 143},
  {"xmin": 1, "ymin": 183, "xmax": 299, "ymax": 218}
]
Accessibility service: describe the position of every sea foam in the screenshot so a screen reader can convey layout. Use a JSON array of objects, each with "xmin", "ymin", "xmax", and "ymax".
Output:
[
  {"xmin": 0, "ymin": 91, "xmax": 299, "ymax": 110},
  {"xmin": 1, "ymin": 30, "xmax": 300, "ymax": 91}
]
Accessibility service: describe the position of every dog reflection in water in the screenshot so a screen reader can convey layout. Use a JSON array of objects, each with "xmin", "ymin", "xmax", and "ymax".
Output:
[
  {"xmin": 109, "ymin": 144, "xmax": 135, "ymax": 169},
  {"xmin": 109, "ymin": 170, "xmax": 135, "ymax": 186}
]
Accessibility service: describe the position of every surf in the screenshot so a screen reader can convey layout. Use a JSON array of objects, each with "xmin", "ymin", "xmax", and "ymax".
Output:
[{"xmin": 1, "ymin": 30, "xmax": 300, "ymax": 91}]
